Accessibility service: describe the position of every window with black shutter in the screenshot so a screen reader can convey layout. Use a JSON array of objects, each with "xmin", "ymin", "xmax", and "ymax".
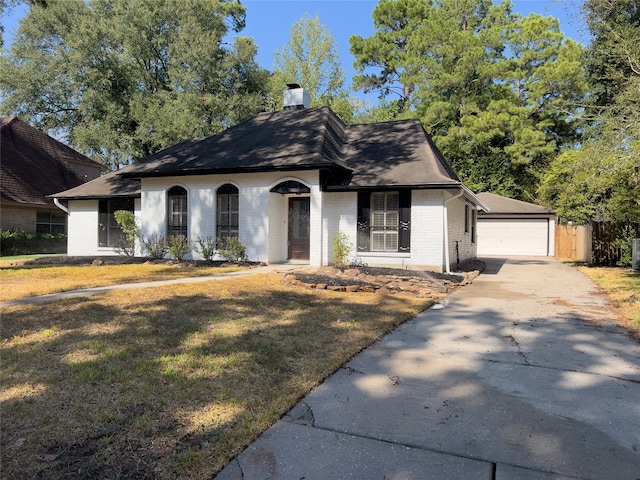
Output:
[{"xmin": 357, "ymin": 190, "xmax": 410, "ymax": 253}]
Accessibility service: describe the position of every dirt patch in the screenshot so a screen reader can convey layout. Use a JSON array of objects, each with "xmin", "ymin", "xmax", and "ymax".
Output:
[{"xmin": 282, "ymin": 262, "xmax": 484, "ymax": 298}]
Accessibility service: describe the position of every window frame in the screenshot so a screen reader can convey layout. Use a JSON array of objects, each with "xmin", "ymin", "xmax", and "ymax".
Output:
[
  {"xmin": 98, "ymin": 198, "xmax": 135, "ymax": 247},
  {"xmin": 167, "ymin": 186, "xmax": 188, "ymax": 238},
  {"xmin": 216, "ymin": 184, "xmax": 239, "ymax": 241},
  {"xmin": 36, "ymin": 211, "xmax": 66, "ymax": 234},
  {"xmin": 357, "ymin": 190, "xmax": 410, "ymax": 253}
]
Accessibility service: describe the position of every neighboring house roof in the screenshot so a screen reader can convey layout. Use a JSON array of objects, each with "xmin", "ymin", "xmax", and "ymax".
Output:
[
  {"xmin": 1, "ymin": 116, "xmax": 104, "ymax": 207},
  {"xmin": 476, "ymin": 192, "xmax": 555, "ymax": 216},
  {"xmin": 52, "ymin": 106, "xmax": 468, "ymax": 199}
]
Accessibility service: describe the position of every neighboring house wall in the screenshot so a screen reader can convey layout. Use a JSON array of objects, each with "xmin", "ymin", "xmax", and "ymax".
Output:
[{"xmin": 1, "ymin": 205, "xmax": 37, "ymax": 232}]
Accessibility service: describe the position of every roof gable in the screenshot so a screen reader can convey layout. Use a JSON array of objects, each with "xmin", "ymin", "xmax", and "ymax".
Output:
[{"xmin": 1, "ymin": 117, "xmax": 103, "ymax": 206}]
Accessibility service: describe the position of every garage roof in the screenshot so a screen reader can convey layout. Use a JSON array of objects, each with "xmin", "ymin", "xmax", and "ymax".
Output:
[{"xmin": 477, "ymin": 192, "xmax": 555, "ymax": 216}]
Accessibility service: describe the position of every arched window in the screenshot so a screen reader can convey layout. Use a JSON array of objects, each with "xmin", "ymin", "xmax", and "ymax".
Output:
[
  {"xmin": 217, "ymin": 184, "xmax": 239, "ymax": 241},
  {"xmin": 167, "ymin": 186, "xmax": 187, "ymax": 237}
]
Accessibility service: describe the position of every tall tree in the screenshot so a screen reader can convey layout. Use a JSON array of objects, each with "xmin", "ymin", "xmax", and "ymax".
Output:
[
  {"xmin": 0, "ymin": 0, "xmax": 270, "ymax": 169},
  {"xmin": 271, "ymin": 13, "xmax": 355, "ymax": 123},
  {"xmin": 539, "ymin": 0, "xmax": 639, "ymax": 265},
  {"xmin": 350, "ymin": 0, "xmax": 587, "ymax": 199}
]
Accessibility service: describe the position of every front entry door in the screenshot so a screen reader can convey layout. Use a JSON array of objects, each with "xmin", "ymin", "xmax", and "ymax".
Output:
[{"xmin": 288, "ymin": 197, "xmax": 310, "ymax": 260}]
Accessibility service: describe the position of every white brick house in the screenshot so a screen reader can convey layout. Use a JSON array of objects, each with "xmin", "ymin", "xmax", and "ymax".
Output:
[{"xmin": 52, "ymin": 88, "xmax": 485, "ymax": 273}]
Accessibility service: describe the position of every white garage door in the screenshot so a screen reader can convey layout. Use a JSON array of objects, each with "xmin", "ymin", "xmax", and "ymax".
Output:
[{"xmin": 477, "ymin": 219, "xmax": 550, "ymax": 256}]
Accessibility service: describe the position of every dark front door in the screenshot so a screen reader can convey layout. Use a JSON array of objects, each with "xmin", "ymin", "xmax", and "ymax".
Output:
[{"xmin": 288, "ymin": 197, "xmax": 310, "ymax": 260}]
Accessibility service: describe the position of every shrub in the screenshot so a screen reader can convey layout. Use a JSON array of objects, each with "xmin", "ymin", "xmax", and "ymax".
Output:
[
  {"xmin": 113, "ymin": 210, "xmax": 140, "ymax": 257},
  {"xmin": 218, "ymin": 237, "xmax": 247, "ymax": 262},
  {"xmin": 0, "ymin": 230, "xmax": 66, "ymax": 256},
  {"xmin": 167, "ymin": 235, "xmax": 191, "ymax": 261},
  {"xmin": 195, "ymin": 236, "xmax": 218, "ymax": 262},
  {"xmin": 331, "ymin": 231, "xmax": 352, "ymax": 269},
  {"xmin": 142, "ymin": 234, "xmax": 168, "ymax": 260}
]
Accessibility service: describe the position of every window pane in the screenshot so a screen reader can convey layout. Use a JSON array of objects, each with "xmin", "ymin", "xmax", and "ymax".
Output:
[
  {"xmin": 229, "ymin": 194, "xmax": 239, "ymax": 211},
  {"xmin": 372, "ymin": 193, "xmax": 385, "ymax": 211},
  {"xmin": 386, "ymin": 193, "xmax": 399, "ymax": 211},
  {"xmin": 386, "ymin": 212, "xmax": 398, "ymax": 227},
  {"xmin": 372, "ymin": 212, "xmax": 385, "ymax": 226},
  {"xmin": 371, "ymin": 232, "xmax": 385, "ymax": 251},
  {"xmin": 51, "ymin": 224, "xmax": 66, "ymax": 235},
  {"xmin": 385, "ymin": 232, "xmax": 398, "ymax": 251},
  {"xmin": 37, "ymin": 212, "xmax": 50, "ymax": 223}
]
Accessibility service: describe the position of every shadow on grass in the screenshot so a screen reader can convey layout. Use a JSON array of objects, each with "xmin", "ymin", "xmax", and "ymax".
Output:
[{"xmin": 0, "ymin": 278, "xmax": 427, "ymax": 479}]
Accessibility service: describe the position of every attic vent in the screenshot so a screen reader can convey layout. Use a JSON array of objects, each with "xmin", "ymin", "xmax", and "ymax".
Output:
[{"xmin": 283, "ymin": 84, "xmax": 310, "ymax": 110}]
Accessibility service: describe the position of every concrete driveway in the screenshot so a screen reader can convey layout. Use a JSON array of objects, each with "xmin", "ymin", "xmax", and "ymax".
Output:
[{"xmin": 216, "ymin": 257, "xmax": 640, "ymax": 480}]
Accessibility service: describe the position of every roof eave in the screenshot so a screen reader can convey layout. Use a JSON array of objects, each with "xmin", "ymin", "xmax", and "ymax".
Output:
[
  {"xmin": 120, "ymin": 163, "xmax": 351, "ymax": 179},
  {"xmin": 324, "ymin": 181, "xmax": 464, "ymax": 192}
]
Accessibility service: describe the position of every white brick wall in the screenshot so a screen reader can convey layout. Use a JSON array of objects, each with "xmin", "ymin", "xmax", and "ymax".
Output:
[
  {"xmin": 139, "ymin": 172, "xmax": 320, "ymax": 262},
  {"xmin": 447, "ymin": 197, "xmax": 477, "ymax": 270},
  {"xmin": 67, "ymin": 200, "xmax": 100, "ymax": 256},
  {"xmin": 322, "ymin": 191, "xmax": 357, "ymax": 265},
  {"xmin": 65, "ymin": 171, "xmax": 472, "ymax": 271},
  {"xmin": 322, "ymin": 189, "xmax": 448, "ymax": 272}
]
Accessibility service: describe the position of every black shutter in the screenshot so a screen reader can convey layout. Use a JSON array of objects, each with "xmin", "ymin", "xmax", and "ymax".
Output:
[
  {"xmin": 357, "ymin": 191, "xmax": 370, "ymax": 251},
  {"xmin": 399, "ymin": 190, "xmax": 411, "ymax": 252}
]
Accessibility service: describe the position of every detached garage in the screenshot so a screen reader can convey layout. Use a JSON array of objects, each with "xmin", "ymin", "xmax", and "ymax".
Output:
[{"xmin": 476, "ymin": 192, "xmax": 556, "ymax": 256}]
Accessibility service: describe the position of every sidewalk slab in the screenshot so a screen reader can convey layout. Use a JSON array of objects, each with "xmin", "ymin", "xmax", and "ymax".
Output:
[{"xmin": 215, "ymin": 421, "xmax": 493, "ymax": 480}]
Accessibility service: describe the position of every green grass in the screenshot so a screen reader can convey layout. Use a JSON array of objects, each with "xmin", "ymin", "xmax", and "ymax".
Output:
[{"xmin": 0, "ymin": 272, "xmax": 432, "ymax": 479}]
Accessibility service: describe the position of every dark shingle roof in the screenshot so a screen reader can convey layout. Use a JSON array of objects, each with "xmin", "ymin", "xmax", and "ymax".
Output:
[
  {"xmin": 52, "ymin": 107, "xmax": 463, "ymax": 199},
  {"xmin": 336, "ymin": 118, "xmax": 460, "ymax": 189},
  {"xmin": 477, "ymin": 192, "xmax": 555, "ymax": 216},
  {"xmin": 121, "ymin": 107, "xmax": 349, "ymax": 177},
  {"xmin": 47, "ymin": 170, "xmax": 141, "ymax": 200},
  {"xmin": 1, "ymin": 116, "xmax": 104, "ymax": 206}
]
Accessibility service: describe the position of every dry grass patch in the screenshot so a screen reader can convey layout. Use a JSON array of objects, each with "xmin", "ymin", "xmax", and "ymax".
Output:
[
  {"xmin": 1, "ymin": 273, "xmax": 431, "ymax": 479},
  {"xmin": 579, "ymin": 266, "xmax": 640, "ymax": 336},
  {"xmin": 0, "ymin": 263, "xmax": 245, "ymax": 302}
]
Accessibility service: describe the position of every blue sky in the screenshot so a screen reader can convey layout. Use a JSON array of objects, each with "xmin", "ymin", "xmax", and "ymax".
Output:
[{"xmin": 2, "ymin": 0, "xmax": 588, "ymax": 98}]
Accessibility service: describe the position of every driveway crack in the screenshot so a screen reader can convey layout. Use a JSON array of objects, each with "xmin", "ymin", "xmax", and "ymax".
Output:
[{"xmin": 505, "ymin": 320, "xmax": 530, "ymax": 365}]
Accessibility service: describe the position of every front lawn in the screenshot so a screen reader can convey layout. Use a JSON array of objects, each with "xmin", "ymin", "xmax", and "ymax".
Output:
[
  {"xmin": 0, "ymin": 262, "xmax": 245, "ymax": 302},
  {"xmin": 0, "ymin": 272, "xmax": 431, "ymax": 479},
  {"xmin": 579, "ymin": 266, "xmax": 640, "ymax": 336}
]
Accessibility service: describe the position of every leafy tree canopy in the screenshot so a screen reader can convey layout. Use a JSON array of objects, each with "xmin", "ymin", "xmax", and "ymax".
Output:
[
  {"xmin": 540, "ymin": 0, "xmax": 639, "ymax": 251},
  {"xmin": 271, "ymin": 13, "xmax": 357, "ymax": 124},
  {"xmin": 350, "ymin": 0, "xmax": 588, "ymax": 200},
  {"xmin": 0, "ymin": 0, "xmax": 270, "ymax": 169}
]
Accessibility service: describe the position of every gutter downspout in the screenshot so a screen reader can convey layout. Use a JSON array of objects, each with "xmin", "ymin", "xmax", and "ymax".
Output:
[
  {"xmin": 443, "ymin": 188, "xmax": 464, "ymax": 274},
  {"xmin": 53, "ymin": 197, "xmax": 69, "ymax": 215}
]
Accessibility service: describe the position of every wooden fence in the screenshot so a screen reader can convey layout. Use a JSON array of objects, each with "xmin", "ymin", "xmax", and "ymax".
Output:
[
  {"xmin": 556, "ymin": 222, "xmax": 639, "ymax": 265},
  {"xmin": 555, "ymin": 224, "xmax": 592, "ymax": 263}
]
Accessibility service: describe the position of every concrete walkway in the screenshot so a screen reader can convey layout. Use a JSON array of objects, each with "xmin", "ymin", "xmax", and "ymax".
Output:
[
  {"xmin": 0, "ymin": 263, "xmax": 304, "ymax": 308},
  {"xmin": 215, "ymin": 257, "xmax": 640, "ymax": 480}
]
